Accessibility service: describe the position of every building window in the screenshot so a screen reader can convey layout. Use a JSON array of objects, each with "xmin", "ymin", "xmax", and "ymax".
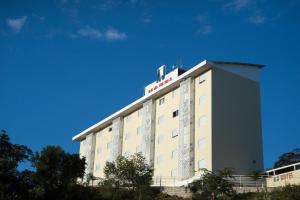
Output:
[
  {"xmin": 158, "ymin": 115, "xmax": 165, "ymax": 125},
  {"xmin": 137, "ymin": 126, "xmax": 143, "ymax": 135},
  {"xmin": 97, "ymin": 147, "xmax": 102, "ymax": 154},
  {"xmin": 171, "ymin": 149, "xmax": 178, "ymax": 160},
  {"xmin": 109, "ymin": 127, "xmax": 113, "ymax": 132},
  {"xmin": 159, "ymin": 97, "xmax": 165, "ymax": 105},
  {"xmin": 198, "ymin": 138, "xmax": 206, "ymax": 149},
  {"xmin": 138, "ymin": 109, "xmax": 142, "ymax": 117},
  {"xmin": 296, "ymin": 164, "xmax": 300, "ymax": 170},
  {"xmin": 172, "ymin": 128, "xmax": 179, "ymax": 138},
  {"xmin": 107, "ymin": 142, "xmax": 111, "ymax": 150},
  {"xmin": 172, "ymin": 89, "xmax": 179, "ymax": 98},
  {"xmin": 157, "ymin": 155, "xmax": 164, "ymax": 164},
  {"xmin": 158, "ymin": 135, "xmax": 164, "ymax": 145},
  {"xmin": 199, "ymin": 116, "xmax": 207, "ymax": 126},
  {"xmin": 136, "ymin": 145, "xmax": 142, "ymax": 153},
  {"xmin": 172, "ymin": 110, "xmax": 179, "ymax": 118},
  {"xmin": 95, "ymin": 164, "xmax": 100, "ymax": 171},
  {"xmin": 125, "ymin": 132, "xmax": 131, "ymax": 140},
  {"xmin": 171, "ymin": 169, "xmax": 177, "ymax": 177},
  {"xmin": 199, "ymin": 95, "xmax": 206, "ymax": 106},
  {"xmin": 199, "ymin": 74, "xmax": 206, "ymax": 84},
  {"xmin": 198, "ymin": 159, "xmax": 206, "ymax": 169}
]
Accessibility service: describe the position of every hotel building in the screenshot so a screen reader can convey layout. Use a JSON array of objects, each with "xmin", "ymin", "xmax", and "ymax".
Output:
[{"xmin": 72, "ymin": 60, "xmax": 264, "ymax": 186}]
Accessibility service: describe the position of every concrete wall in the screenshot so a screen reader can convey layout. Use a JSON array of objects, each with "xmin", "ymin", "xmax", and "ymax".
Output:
[{"xmin": 211, "ymin": 67, "xmax": 264, "ymax": 174}]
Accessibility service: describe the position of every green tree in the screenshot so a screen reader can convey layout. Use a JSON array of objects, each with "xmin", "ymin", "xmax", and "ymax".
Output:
[
  {"xmin": 32, "ymin": 145, "xmax": 86, "ymax": 200},
  {"xmin": 0, "ymin": 130, "xmax": 33, "ymax": 200},
  {"xmin": 190, "ymin": 168, "xmax": 236, "ymax": 200},
  {"xmin": 103, "ymin": 153, "xmax": 154, "ymax": 200},
  {"xmin": 274, "ymin": 148, "xmax": 300, "ymax": 168}
]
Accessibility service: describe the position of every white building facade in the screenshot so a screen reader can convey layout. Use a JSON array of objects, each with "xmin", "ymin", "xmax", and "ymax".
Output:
[{"xmin": 73, "ymin": 60, "xmax": 264, "ymax": 186}]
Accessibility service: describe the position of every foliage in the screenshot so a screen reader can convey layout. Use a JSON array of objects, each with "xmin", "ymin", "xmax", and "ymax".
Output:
[
  {"xmin": 103, "ymin": 153, "xmax": 154, "ymax": 200},
  {"xmin": 189, "ymin": 168, "xmax": 236, "ymax": 200},
  {"xmin": 0, "ymin": 130, "xmax": 33, "ymax": 200},
  {"xmin": 31, "ymin": 145, "xmax": 86, "ymax": 199},
  {"xmin": 274, "ymin": 148, "xmax": 300, "ymax": 168}
]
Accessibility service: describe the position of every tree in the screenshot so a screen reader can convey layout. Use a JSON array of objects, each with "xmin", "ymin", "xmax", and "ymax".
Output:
[
  {"xmin": 103, "ymin": 153, "xmax": 154, "ymax": 200},
  {"xmin": 32, "ymin": 145, "xmax": 86, "ymax": 200},
  {"xmin": 0, "ymin": 130, "xmax": 33, "ymax": 200},
  {"xmin": 274, "ymin": 148, "xmax": 300, "ymax": 168},
  {"xmin": 189, "ymin": 168, "xmax": 236, "ymax": 200}
]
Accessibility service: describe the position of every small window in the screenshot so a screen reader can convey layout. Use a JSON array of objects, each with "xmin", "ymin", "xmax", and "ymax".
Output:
[
  {"xmin": 198, "ymin": 138, "xmax": 206, "ymax": 149},
  {"xmin": 109, "ymin": 127, "xmax": 113, "ymax": 132},
  {"xmin": 126, "ymin": 115, "xmax": 131, "ymax": 123},
  {"xmin": 125, "ymin": 132, "xmax": 131, "ymax": 140},
  {"xmin": 171, "ymin": 169, "xmax": 177, "ymax": 177},
  {"xmin": 172, "ymin": 89, "xmax": 179, "ymax": 98},
  {"xmin": 199, "ymin": 116, "xmax": 207, "ymax": 126},
  {"xmin": 199, "ymin": 74, "xmax": 206, "ymax": 84},
  {"xmin": 97, "ymin": 147, "xmax": 102, "ymax": 154},
  {"xmin": 138, "ymin": 109, "xmax": 142, "ymax": 116},
  {"xmin": 198, "ymin": 159, "xmax": 206, "ymax": 169},
  {"xmin": 136, "ymin": 145, "xmax": 142, "ymax": 153},
  {"xmin": 199, "ymin": 95, "xmax": 206, "ymax": 106},
  {"xmin": 158, "ymin": 135, "xmax": 164, "ymax": 145},
  {"xmin": 171, "ymin": 149, "xmax": 178, "ymax": 159},
  {"xmin": 137, "ymin": 126, "xmax": 143, "ymax": 135},
  {"xmin": 172, "ymin": 129, "xmax": 179, "ymax": 138},
  {"xmin": 107, "ymin": 142, "xmax": 111, "ymax": 149},
  {"xmin": 172, "ymin": 110, "xmax": 179, "ymax": 118},
  {"xmin": 158, "ymin": 115, "xmax": 165, "ymax": 125},
  {"xmin": 159, "ymin": 98, "xmax": 165, "ymax": 105},
  {"xmin": 157, "ymin": 155, "xmax": 164, "ymax": 164}
]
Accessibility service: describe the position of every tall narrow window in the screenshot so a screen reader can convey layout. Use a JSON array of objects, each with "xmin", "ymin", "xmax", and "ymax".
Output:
[
  {"xmin": 198, "ymin": 138, "xmax": 206, "ymax": 149},
  {"xmin": 159, "ymin": 97, "xmax": 165, "ymax": 105},
  {"xmin": 199, "ymin": 74, "xmax": 207, "ymax": 84},
  {"xmin": 158, "ymin": 115, "xmax": 165, "ymax": 125},
  {"xmin": 171, "ymin": 169, "xmax": 177, "ymax": 177},
  {"xmin": 199, "ymin": 116, "xmax": 207, "ymax": 126},
  {"xmin": 108, "ymin": 127, "xmax": 112, "ymax": 132},
  {"xmin": 171, "ymin": 149, "xmax": 178, "ymax": 159},
  {"xmin": 172, "ymin": 128, "xmax": 179, "ymax": 138},
  {"xmin": 158, "ymin": 135, "xmax": 164, "ymax": 145},
  {"xmin": 198, "ymin": 159, "xmax": 206, "ymax": 169},
  {"xmin": 172, "ymin": 110, "xmax": 179, "ymax": 118}
]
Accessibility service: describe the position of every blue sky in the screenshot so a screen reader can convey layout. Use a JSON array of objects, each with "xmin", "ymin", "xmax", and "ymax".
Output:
[{"xmin": 0, "ymin": 0, "xmax": 300, "ymax": 169}]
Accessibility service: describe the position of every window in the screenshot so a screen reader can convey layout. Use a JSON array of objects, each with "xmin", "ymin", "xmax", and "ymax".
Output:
[
  {"xmin": 97, "ymin": 147, "xmax": 102, "ymax": 154},
  {"xmin": 172, "ymin": 89, "xmax": 179, "ymax": 98},
  {"xmin": 159, "ymin": 97, "xmax": 165, "ymax": 105},
  {"xmin": 109, "ymin": 127, "xmax": 113, "ymax": 132},
  {"xmin": 158, "ymin": 115, "xmax": 165, "ymax": 125},
  {"xmin": 157, "ymin": 155, "xmax": 164, "ymax": 164},
  {"xmin": 296, "ymin": 164, "xmax": 300, "ymax": 170},
  {"xmin": 199, "ymin": 95, "xmax": 206, "ymax": 106},
  {"xmin": 171, "ymin": 149, "xmax": 178, "ymax": 159},
  {"xmin": 171, "ymin": 169, "xmax": 177, "ymax": 177},
  {"xmin": 125, "ymin": 132, "xmax": 131, "ymax": 140},
  {"xmin": 198, "ymin": 159, "xmax": 206, "ymax": 169},
  {"xmin": 138, "ymin": 109, "xmax": 142, "ymax": 117},
  {"xmin": 199, "ymin": 74, "xmax": 206, "ymax": 84},
  {"xmin": 137, "ymin": 126, "xmax": 143, "ymax": 135},
  {"xmin": 172, "ymin": 128, "xmax": 179, "ymax": 138},
  {"xmin": 107, "ymin": 142, "xmax": 111, "ymax": 149},
  {"xmin": 173, "ymin": 110, "xmax": 179, "ymax": 118},
  {"xmin": 199, "ymin": 116, "xmax": 207, "ymax": 126},
  {"xmin": 95, "ymin": 164, "xmax": 100, "ymax": 171},
  {"xmin": 136, "ymin": 145, "xmax": 142, "ymax": 153},
  {"xmin": 198, "ymin": 138, "xmax": 206, "ymax": 149},
  {"xmin": 158, "ymin": 135, "xmax": 164, "ymax": 145}
]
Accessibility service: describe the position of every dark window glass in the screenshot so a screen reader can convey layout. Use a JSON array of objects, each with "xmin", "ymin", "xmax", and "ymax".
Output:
[
  {"xmin": 296, "ymin": 164, "xmax": 300, "ymax": 170},
  {"xmin": 173, "ymin": 110, "xmax": 179, "ymax": 118},
  {"xmin": 109, "ymin": 127, "xmax": 112, "ymax": 132}
]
